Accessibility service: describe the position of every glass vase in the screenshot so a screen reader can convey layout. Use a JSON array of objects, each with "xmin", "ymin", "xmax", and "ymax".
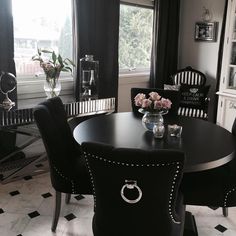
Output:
[
  {"xmin": 142, "ymin": 111, "xmax": 164, "ymax": 131},
  {"xmin": 44, "ymin": 78, "xmax": 61, "ymax": 99},
  {"xmin": 79, "ymin": 55, "xmax": 99, "ymax": 100}
]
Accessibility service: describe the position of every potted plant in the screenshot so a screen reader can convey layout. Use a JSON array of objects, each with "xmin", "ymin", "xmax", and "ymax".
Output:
[{"xmin": 32, "ymin": 48, "xmax": 75, "ymax": 98}]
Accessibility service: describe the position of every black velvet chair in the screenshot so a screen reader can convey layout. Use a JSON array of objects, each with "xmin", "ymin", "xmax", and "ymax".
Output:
[
  {"xmin": 170, "ymin": 67, "xmax": 210, "ymax": 120},
  {"xmin": 33, "ymin": 97, "xmax": 92, "ymax": 232},
  {"xmin": 181, "ymin": 118, "xmax": 236, "ymax": 217},
  {"xmin": 131, "ymin": 87, "xmax": 180, "ymax": 117},
  {"xmin": 82, "ymin": 142, "xmax": 186, "ymax": 236}
]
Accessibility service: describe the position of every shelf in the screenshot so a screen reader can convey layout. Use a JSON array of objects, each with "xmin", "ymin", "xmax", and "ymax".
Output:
[
  {"xmin": 229, "ymin": 64, "xmax": 236, "ymax": 67},
  {"xmin": 217, "ymin": 90, "xmax": 236, "ymax": 98}
]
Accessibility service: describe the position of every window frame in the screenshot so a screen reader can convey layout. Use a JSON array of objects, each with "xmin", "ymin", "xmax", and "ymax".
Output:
[
  {"xmin": 119, "ymin": 0, "xmax": 154, "ymax": 78},
  {"xmin": 14, "ymin": 0, "xmax": 154, "ymax": 101},
  {"xmin": 12, "ymin": 0, "xmax": 75, "ymax": 101},
  {"xmin": 121, "ymin": 0, "xmax": 154, "ymax": 8}
]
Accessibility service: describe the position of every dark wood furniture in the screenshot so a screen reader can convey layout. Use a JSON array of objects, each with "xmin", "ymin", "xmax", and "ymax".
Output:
[
  {"xmin": 170, "ymin": 66, "xmax": 207, "ymax": 86},
  {"xmin": 82, "ymin": 142, "xmax": 186, "ymax": 236},
  {"xmin": 74, "ymin": 112, "xmax": 235, "ymax": 173},
  {"xmin": 170, "ymin": 66, "xmax": 210, "ymax": 120},
  {"xmin": 0, "ymin": 97, "xmax": 115, "ymax": 183},
  {"xmin": 182, "ymin": 117, "xmax": 236, "ymax": 218},
  {"xmin": 74, "ymin": 112, "xmax": 235, "ymax": 235},
  {"xmin": 33, "ymin": 97, "xmax": 93, "ymax": 232}
]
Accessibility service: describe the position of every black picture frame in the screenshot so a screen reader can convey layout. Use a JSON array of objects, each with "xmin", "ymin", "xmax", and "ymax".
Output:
[{"xmin": 195, "ymin": 22, "xmax": 218, "ymax": 42}]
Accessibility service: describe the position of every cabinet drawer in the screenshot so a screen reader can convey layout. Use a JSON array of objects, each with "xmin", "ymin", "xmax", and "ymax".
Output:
[{"xmin": 217, "ymin": 96, "xmax": 236, "ymax": 131}]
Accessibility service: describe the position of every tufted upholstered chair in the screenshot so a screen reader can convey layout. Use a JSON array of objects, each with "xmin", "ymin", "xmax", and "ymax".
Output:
[
  {"xmin": 82, "ymin": 142, "xmax": 186, "ymax": 236},
  {"xmin": 170, "ymin": 66, "xmax": 210, "ymax": 120},
  {"xmin": 33, "ymin": 97, "xmax": 92, "ymax": 232},
  {"xmin": 131, "ymin": 87, "xmax": 180, "ymax": 117},
  {"xmin": 181, "ymin": 117, "xmax": 236, "ymax": 217}
]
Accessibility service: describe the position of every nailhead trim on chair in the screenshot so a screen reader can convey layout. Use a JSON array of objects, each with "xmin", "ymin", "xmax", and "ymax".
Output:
[
  {"xmin": 83, "ymin": 151, "xmax": 182, "ymax": 224},
  {"xmin": 224, "ymin": 187, "xmax": 236, "ymax": 207},
  {"xmin": 84, "ymin": 153, "xmax": 97, "ymax": 207},
  {"xmin": 52, "ymin": 165, "xmax": 76, "ymax": 194}
]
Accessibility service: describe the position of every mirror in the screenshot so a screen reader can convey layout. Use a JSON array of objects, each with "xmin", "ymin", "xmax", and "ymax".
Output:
[{"xmin": 0, "ymin": 72, "xmax": 17, "ymax": 110}]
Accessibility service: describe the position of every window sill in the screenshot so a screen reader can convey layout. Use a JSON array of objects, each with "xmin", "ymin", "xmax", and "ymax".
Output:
[
  {"xmin": 17, "ymin": 77, "xmax": 74, "ymax": 100},
  {"xmin": 119, "ymin": 71, "xmax": 149, "ymax": 84}
]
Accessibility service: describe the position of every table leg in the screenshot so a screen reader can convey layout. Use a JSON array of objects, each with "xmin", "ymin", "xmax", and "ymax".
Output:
[{"xmin": 184, "ymin": 211, "xmax": 198, "ymax": 236}]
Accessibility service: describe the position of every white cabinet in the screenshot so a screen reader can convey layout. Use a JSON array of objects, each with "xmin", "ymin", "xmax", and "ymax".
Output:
[
  {"xmin": 217, "ymin": 0, "xmax": 236, "ymax": 129},
  {"xmin": 217, "ymin": 93, "xmax": 236, "ymax": 131}
]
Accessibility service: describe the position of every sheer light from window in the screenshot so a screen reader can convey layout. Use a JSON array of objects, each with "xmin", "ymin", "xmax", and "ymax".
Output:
[
  {"xmin": 119, "ymin": 4, "xmax": 153, "ymax": 73},
  {"xmin": 12, "ymin": 0, "xmax": 73, "ymax": 80}
]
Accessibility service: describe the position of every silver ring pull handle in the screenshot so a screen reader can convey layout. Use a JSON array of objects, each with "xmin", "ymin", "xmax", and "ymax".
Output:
[{"xmin": 120, "ymin": 180, "xmax": 142, "ymax": 204}]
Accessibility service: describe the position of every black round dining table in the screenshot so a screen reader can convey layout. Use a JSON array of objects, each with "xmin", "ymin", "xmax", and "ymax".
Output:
[{"xmin": 73, "ymin": 112, "xmax": 235, "ymax": 173}]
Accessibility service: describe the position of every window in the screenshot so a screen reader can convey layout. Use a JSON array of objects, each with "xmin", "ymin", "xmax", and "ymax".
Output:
[
  {"xmin": 12, "ymin": 0, "xmax": 73, "ymax": 81},
  {"xmin": 119, "ymin": 1, "xmax": 154, "ymax": 74}
]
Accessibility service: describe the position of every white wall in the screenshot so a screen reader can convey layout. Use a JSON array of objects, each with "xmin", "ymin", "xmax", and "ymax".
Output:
[
  {"xmin": 179, "ymin": 0, "xmax": 225, "ymax": 79},
  {"xmin": 118, "ymin": 74, "xmax": 149, "ymax": 112},
  {"xmin": 118, "ymin": 0, "xmax": 226, "ymax": 114}
]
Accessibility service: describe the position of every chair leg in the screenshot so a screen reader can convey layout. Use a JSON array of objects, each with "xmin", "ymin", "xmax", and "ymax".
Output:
[
  {"xmin": 223, "ymin": 207, "xmax": 228, "ymax": 217},
  {"xmin": 65, "ymin": 193, "xmax": 71, "ymax": 204},
  {"xmin": 51, "ymin": 191, "xmax": 62, "ymax": 232}
]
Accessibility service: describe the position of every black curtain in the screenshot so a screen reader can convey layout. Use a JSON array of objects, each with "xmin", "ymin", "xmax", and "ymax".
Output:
[
  {"xmin": 150, "ymin": 0, "xmax": 180, "ymax": 88},
  {"xmin": 213, "ymin": 0, "xmax": 228, "ymax": 122},
  {"xmin": 73, "ymin": 0, "xmax": 120, "ymax": 104},
  {"xmin": 0, "ymin": 0, "xmax": 17, "ymax": 105}
]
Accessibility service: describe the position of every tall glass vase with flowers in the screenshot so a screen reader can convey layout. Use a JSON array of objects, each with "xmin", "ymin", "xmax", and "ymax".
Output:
[
  {"xmin": 134, "ymin": 92, "xmax": 172, "ymax": 134},
  {"xmin": 32, "ymin": 48, "xmax": 75, "ymax": 98}
]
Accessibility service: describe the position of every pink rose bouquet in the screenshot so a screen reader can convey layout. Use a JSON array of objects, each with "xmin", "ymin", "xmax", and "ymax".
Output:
[{"xmin": 134, "ymin": 92, "xmax": 172, "ymax": 113}]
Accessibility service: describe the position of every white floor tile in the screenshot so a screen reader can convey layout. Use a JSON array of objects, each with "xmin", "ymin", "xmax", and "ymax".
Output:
[{"xmin": 0, "ymin": 172, "xmax": 236, "ymax": 236}]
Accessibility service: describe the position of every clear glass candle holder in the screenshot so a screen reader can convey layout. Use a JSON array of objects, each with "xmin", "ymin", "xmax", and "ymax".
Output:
[
  {"xmin": 153, "ymin": 122, "xmax": 165, "ymax": 139},
  {"xmin": 168, "ymin": 124, "xmax": 182, "ymax": 138}
]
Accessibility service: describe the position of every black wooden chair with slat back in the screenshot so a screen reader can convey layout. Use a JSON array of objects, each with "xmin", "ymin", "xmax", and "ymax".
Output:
[
  {"xmin": 181, "ymin": 117, "xmax": 236, "ymax": 217},
  {"xmin": 33, "ymin": 97, "xmax": 92, "ymax": 232},
  {"xmin": 171, "ymin": 66, "xmax": 207, "ymax": 86},
  {"xmin": 82, "ymin": 142, "xmax": 186, "ymax": 236},
  {"xmin": 131, "ymin": 87, "xmax": 180, "ymax": 118},
  {"xmin": 170, "ymin": 66, "xmax": 210, "ymax": 120}
]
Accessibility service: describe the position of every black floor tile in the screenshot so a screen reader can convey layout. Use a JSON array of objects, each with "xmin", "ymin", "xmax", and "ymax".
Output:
[
  {"xmin": 208, "ymin": 206, "xmax": 219, "ymax": 210},
  {"xmin": 74, "ymin": 194, "xmax": 85, "ymax": 201},
  {"xmin": 41, "ymin": 192, "xmax": 52, "ymax": 198},
  {"xmin": 64, "ymin": 213, "xmax": 76, "ymax": 221},
  {"xmin": 23, "ymin": 175, "xmax": 33, "ymax": 181},
  {"xmin": 215, "ymin": 224, "xmax": 227, "ymax": 233},
  {"xmin": 9, "ymin": 190, "xmax": 20, "ymax": 196},
  {"xmin": 28, "ymin": 211, "xmax": 40, "ymax": 219},
  {"xmin": 35, "ymin": 164, "xmax": 43, "ymax": 168}
]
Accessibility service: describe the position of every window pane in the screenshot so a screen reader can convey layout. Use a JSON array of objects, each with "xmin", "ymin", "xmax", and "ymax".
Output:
[
  {"xmin": 119, "ymin": 4, "xmax": 153, "ymax": 72},
  {"xmin": 12, "ymin": 0, "xmax": 73, "ymax": 79}
]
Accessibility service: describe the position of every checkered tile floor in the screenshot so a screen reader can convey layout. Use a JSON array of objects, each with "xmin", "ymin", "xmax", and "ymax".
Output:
[{"xmin": 0, "ymin": 172, "xmax": 236, "ymax": 235}]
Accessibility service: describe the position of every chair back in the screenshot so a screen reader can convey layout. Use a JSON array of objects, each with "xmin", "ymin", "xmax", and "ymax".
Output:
[
  {"xmin": 33, "ymin": 97, "xmax": 91, "ymax": 194},
  {"xmin": 171, "ymin": 66, "xmax": 206, "ymax": 86},
  {"xmin": 131, "ymin": 87, "xmax": 180, "ymax": 117},
  {"xmin": 170, "ymin": 67, "xmax": 210, "ymax": 120},
  {"xmin": 82, "ymin": 142, "xmax": 185, "ymax": 236}
]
